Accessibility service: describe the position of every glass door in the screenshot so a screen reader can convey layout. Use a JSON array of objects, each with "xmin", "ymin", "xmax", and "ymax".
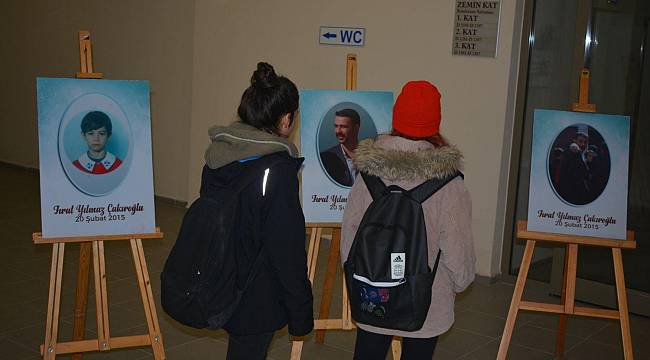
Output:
[
  {"xmin": 508, "ymin": 0, "xmax": 583, "ymax": 282},
  {"xmin": 550, "ymin": 1, "xmax": 650, "ymax": 315},
  {"xmin": 508, "ymin": 0, "xmax": 650, "ymax": 315}
]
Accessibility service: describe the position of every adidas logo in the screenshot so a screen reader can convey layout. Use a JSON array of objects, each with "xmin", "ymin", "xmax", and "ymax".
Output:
[{"xmin": 394, "ymin": 256, "xmax": 403, "ymax": 262}]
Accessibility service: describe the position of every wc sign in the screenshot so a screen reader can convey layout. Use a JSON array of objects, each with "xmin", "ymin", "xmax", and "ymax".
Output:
[{"xmin": 319, "ymin": 26, "xmax": 365, "ymax": 46}]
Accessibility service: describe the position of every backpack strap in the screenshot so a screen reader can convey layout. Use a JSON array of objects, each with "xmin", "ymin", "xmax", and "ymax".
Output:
[
  {"xmin": 408, "ymin": 171, "xmax": 463, "ymax": 204},
  {"xmin": 360, "ymin": 172, "xmax": 387, "ymax": 201},
  {"xmin": 431, "ymin": 249, "xmax": 442, "ymax": 274}
]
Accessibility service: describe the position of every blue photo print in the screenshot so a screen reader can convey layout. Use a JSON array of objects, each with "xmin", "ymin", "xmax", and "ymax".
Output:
[
  {"xmin": 300, "ymin": 90, "xmax": 393, "ymax": 223},
  {"xmin": 37, "ymin": 77, "xmax": 156, "ymax": 237},
  {"xmin": 527, "ymin": 109, "xmax": 630, "ymax": 240}
]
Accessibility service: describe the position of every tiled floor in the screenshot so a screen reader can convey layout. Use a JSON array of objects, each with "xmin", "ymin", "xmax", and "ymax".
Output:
[{"xmin": 1, "ymin": 164, "xmax": 649, "ymax": 359}]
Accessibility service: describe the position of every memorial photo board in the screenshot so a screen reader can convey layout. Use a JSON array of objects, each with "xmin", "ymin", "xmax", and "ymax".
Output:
[
  {"xmin": 300, "ymin": 90, "xmax": 393, "ymax": 222},
  {"xmin": 527, "ymin": 109, "xmax": 630, "ymax": 239},
  {"xmin": 36, "ymin": 77, "xmax": 156, "ymax": 237}
]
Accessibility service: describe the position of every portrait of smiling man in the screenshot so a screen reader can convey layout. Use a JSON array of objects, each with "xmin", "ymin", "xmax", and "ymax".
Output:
[{"xmin": 320, "ymin": 108, "xmax": 360, "ymax": 186}]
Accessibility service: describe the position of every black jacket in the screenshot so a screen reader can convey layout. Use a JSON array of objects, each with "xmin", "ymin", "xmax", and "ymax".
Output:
[
  {"xmin": 557, "ymin": 149, "xmax": 590, "ymax": 205},
  {"xmin": 320, "ymin": 144, "xmax": 354, "ymax": 186},
  {"xmin": 203, "ymin": 151, "xmax": 314, "ymax": 336}
]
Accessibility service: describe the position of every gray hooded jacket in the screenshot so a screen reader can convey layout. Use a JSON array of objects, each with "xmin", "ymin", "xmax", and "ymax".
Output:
[{"xmin": 205, "ymin": 121, "xmax": 298, "ymax": 168}]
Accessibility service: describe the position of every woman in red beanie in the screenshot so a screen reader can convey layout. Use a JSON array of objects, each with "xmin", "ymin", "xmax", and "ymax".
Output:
[{"xmin": 340, "ymin": 81, "xmax": 476, "ymax": 359}]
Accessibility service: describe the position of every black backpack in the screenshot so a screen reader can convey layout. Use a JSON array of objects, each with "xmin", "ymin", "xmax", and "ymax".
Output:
[
  {"xmin": 344, "ymin": 171, "xmax": 461, "ymax": 331},
  {"xmin": 160, "ymin": 154, "xmax": 283, "ymax": 329}
]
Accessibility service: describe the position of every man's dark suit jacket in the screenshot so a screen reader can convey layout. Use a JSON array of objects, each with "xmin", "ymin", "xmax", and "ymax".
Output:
[
  {"xmin": 320, "ymin": 144, "xmax": 353, "ymax": 186},
  {"xmin": 557, "ymin": 149, "xmax": 590, "ymax": 205}
]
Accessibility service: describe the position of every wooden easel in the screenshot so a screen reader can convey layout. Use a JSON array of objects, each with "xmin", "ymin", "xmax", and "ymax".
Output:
[
  {"xmin": 34, "ymin": 31, "xmax": 166, "ymax": 360},
  {"xmin": 498, "ymin": 70, "xmax": 635, "ymax": 359},
  {"xmin": 572, "ymin": 68, "xmax": 597, "ymax": 112},
  {"xmin": 496, "ymin": 221, "xmax": 635, "ymax": 359},
  {"xmin": 289, "ymin": 54, "xmax": 357, "ymax": 360},
  {"xmin": 72, "ymin": 30, "xmax": 103, "ymax": 360},
  {"xmin": 35, "ymin": 231, "xmax": 166, "ymax": 359},
  {"xmin": 290, "ymin": 54, "xmax": 403, "ymax": 360},
  {"xmin": 75, "ymin": 31, "xmax": 103, "ymax": 79},
  {"xmin": 289, "ymin": 223, "xmax": 354, "ymax": 359}
]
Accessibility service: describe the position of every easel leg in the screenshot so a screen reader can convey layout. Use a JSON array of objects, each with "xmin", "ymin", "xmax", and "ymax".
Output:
[
  {"xmin": 613, "ymin": 248, "xmax": 634, "ymax": 360},
  {"xmin": 556, "ymin": 245, "xmax": 569, "ymax": 356},
  {"xmin": 391, "ymin": 337, "xmax": 402, "ymax": 360},
  {"xmin": 315, "ymin": 228, "xmax": 341, "ymax": 343},
  {"xmin": 563, "ymin": 244, "xmax": 578, "ymax": 314},
  {"xmin": 43, "ymin": 243, "xmax": 65, "ymax": 360},
  {"xmin": 307, "ymin": 227, "xmax": 322, "ymax": 282},
  {"xmin": 341, "ymin": 276, "xmax": 353, "ymax": 330},
  {"xmin": 290, "ymin": 337, "xmax": 304, "ymax": 360},
  {"xmin": 556, "ymin": 244, "xmax": 578, "ymax": 356},
  {"xmin": 92, "ymin": 241, "xmax": 111, "ymax": 351},
  {"xmin": 497, "ymin": 240, "xmax": 536, "ymax": 360},
  {"xmin": 130, "ymin": 239, "xmax": 166, "ymax": 359},
  {"xmin": 291, "ymin": 228, "xmax": 322, "ymax": 360},
  {"xmin": 72, "ymin": 242, "xmax": 92, "ymax": 360}
]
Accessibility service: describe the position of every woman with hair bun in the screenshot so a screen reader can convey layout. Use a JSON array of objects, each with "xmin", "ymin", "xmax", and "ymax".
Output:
[{"xmin": 204, "ymin": 62, "xmax": 313, "ymax": 359}]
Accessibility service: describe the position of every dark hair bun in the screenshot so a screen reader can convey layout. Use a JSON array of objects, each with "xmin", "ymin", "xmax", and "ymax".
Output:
[
  {"xmin": 251, "ymin": 62, "xmax": 278, "ymax": 89},
  {"xmin": 238, "ymin": 61, "xmax": 299, "ymax": 132}
]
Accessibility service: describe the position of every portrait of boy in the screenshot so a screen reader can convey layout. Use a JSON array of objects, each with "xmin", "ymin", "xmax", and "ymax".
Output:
[
  {"xmin": 72, "ymin": 110, "xmax": 123, "ymax": 174},
  {"xmin": 38, "ymin": 77, "xmax": 155, "ymax": 236}
]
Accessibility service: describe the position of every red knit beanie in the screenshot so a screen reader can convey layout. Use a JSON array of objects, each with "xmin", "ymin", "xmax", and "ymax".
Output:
[{"xmin": 392, "ymin": 81, "xmax": 441, "ymax": 138}]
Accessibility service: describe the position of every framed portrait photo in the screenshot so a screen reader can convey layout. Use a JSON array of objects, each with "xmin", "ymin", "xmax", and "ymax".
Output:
[
  {"xmin": 36, "ymin": 77, "xmax": 156, "ymax": 237},
  {"xmin": 527, "ymin": 109, "xmax": 630, "ymax": 239},
  {"xmin": 300, "ymin": 89, "xmax": 393, "ymax": 223}
]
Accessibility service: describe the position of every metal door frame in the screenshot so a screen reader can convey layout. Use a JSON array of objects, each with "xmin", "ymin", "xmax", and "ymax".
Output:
[{"xmin": 503, "ymin": 0, "xmax": 650, "ymax": 315}]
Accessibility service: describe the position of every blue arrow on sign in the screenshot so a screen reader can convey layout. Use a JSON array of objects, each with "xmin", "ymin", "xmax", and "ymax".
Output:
[{"xmin": 322, "ymin": 32, "xmax": 337, "ymax": 39}]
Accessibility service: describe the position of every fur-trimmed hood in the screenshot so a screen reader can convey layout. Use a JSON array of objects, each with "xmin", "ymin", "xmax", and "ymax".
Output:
[{"xmin": 353, "ymin": 135, "xmax": 463, "ymax": 181}]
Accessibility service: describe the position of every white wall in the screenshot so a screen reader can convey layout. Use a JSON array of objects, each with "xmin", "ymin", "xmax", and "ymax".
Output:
[
  {"xmin": 0, "ymin": 0, "xmax": 195, "ymax": 201},
  {"xmin": 190, "ymin": 0, "xmax": 524, "ymax": 277},
  {"xmin": 1, "ymin": 0, "xmax": 524, "ymax": 277}
]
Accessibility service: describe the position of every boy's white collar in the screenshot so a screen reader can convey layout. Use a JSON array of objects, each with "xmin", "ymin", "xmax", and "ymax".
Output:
[{"xmin": 78, "ymin": 151, "xmax": 116, "ymax": 171}]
